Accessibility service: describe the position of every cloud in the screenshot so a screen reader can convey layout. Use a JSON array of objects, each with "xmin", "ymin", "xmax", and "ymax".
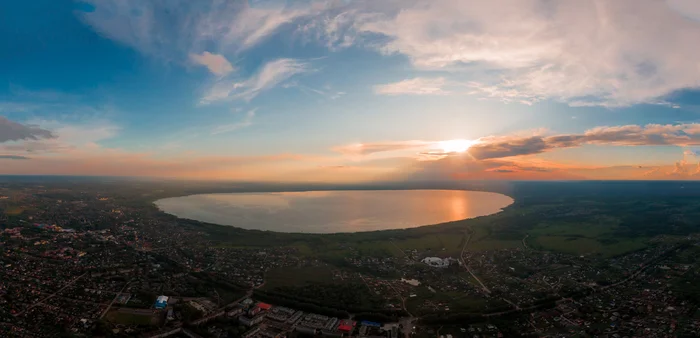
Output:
[
  {"xmin": 77, "ymin": 0, "xmax": 313, "ymax": 62},
  {"xmin": 0, "ymin": 116, "xmax": 54, "ymax": 143},
  {"xmin": 392, "ymin": 153, "xmax": 583, "ymax": 181},
  {"xmin": 311, "ymin": 0, "xmax": 700, "ymax": 107},
  {"xmin": 667, "ymin": 0, "xmax": 700, "ymax": 22},
  {"xmin": 485, "ymin": 165, "xmax": 551, "ymax": 173},
  {"xmin": 212, "ymin": 109, "xmax": 256, "ymax": 134},
  {"xmin": 374, "ymin": 77, "xmax": 450, "ymax": 96},
  {"xmin": 332, "ymin": 123, "xmax": 700, "ymax": 163},
  {"xmin": 0, "ymin": 119, "xmax": 119, "ymax": 155},
  {"xmin": 333, "ymin": 140, "xmax": 433, "ymax": 156},
  {"xmin": 0, "ymin": 155, "xmax": 30, "ymax": 160},
  {"xmin": 190, "ymin": 52, "xmax": 235, "ymax": 76},
  {"xmin": 201, "ymin": 58, "xmax": 310, "ymax": 103},
  {"xmin": 469, "ymin": 123, "xmax": 700, "ymax": 160}
]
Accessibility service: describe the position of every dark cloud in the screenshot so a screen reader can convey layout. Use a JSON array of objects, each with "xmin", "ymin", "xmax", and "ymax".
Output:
[
  {"xmin": 0, "ymin": 116, "xmax": 54, "ymax": 143},
  {"xmin": 485, "ymin": 165, "xmax": 552, "ymax": 173},
  {"xmin": 0, "ymin": 155, "xmax": 30, "ymax": 160},
  {"xmin": 468, "ymin": 136, "xmax": 548, "ymax": 160},
  {"xmin": 468, "ymin": 123, "xmax": 700, "ymax": 160}
]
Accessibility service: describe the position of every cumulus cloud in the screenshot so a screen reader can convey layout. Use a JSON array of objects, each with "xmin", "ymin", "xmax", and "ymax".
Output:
[
  {"xmin": 0, "ymin": 116, "xmax": 54, "ymax": 143},
  {"xmin": 309, "ymin": 0, "xmax": 700, "ymax": 107},
  {"xmin": 201, "ymin": 58, "xmax": 310, "ymax": 103},
  {"xmin": 374, "ymin": 77, "xmax": 450, "ymax": 95},
  {"xmin": 190, "ymin": 52, "xmax": 235, "ymax": 76}
]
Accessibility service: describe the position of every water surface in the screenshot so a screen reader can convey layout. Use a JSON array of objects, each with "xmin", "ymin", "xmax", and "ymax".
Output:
[{"xmin": 155, "ymin": 190, "xmax": 513, "ymax": 233}]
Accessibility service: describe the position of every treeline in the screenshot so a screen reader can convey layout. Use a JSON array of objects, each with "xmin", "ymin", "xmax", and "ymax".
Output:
[
  {"xmin": 271, "ymin": 283, "xmax": 385, "ymax": 311},
  {"xmin": 190, "ymin": 271, "xmax": 249, "ymax": 292}
]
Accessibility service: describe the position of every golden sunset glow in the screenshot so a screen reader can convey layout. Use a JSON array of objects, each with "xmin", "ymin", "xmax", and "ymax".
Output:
[{"xmin": 439, "ymin": 139, "xmax": 474, "ymax": 153}]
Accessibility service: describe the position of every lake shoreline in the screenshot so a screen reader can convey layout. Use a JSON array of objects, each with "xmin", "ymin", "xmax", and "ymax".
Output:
[{"xmin": 155, "ymin": 189, "xmax": 514, "ymax": 234}]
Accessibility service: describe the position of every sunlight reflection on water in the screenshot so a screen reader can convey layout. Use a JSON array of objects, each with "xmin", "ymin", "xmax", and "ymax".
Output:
[{"xmin": 155, "ymin": 190, "xmax": 513, "ymax": 233}]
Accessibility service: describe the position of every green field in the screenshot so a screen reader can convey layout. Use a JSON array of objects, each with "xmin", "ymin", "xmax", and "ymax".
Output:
[
  {"xmin": 533, "ymin": 235, "xmax": 647, "ymax": 256},
  {"xmin": 466, "ymin": 239, "xmax": 522, "ymax": 252}
]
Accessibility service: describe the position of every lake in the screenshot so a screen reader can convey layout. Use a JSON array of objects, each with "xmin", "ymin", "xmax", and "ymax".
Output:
[{"xmin": 154, "ymin": 190, "xmax": 513, "ymax": 234}]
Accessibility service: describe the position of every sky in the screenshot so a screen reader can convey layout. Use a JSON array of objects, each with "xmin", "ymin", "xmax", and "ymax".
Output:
[{"xmin": 3, "ymin": 0, "xmax": 700, "ymax": 182}]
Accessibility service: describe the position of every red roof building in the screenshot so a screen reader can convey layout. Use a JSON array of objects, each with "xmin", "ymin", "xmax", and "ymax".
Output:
[{"xmin": 257, "ymin": 302, "xmax": 272, "ymax": 311}]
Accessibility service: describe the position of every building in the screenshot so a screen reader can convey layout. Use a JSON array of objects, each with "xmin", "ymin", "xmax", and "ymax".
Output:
[
  {"xmin": 227, "ymin": 307, "xmax": 244, "ymax": 317},
  {"xmin": 422, "ymin": 257, "xmax": 451, "ymax": 268},
  {"xmin": 154, "ymin": 295, "xmax": 169, "ymax": 309},
  {"xmin": 257, "ymin": 302, "xmax": 272, "ymax": 311},
  {"xmin": 296, "ymin": 326, "xmax": 317, "ymax": 335},
  {"xmin": 188, "ymin": 300, "xmax": 207, "ymax": 314},
  {"xmin": 286, "ymin": 311, "xmax": 303, "ymax": 324},
  {"xmin": 321, "ymin": 329, "xmax": 343, "ymax": 337},
  {"xmin": 243, "ymin": 327, "xmax": 261, "ymax": 338},
  {"xmin": 240, "ymin": 313, "xmax": 266, "ymax": 327},
  {"xmin": 337, "ymin": 320, "xmax": 355, "ymax": 333}
]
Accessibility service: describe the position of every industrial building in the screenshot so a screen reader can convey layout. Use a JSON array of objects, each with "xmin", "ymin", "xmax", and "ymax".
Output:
[{"xmin": 154, "ymin": 295, "xmax": 168, "ymax": 309}]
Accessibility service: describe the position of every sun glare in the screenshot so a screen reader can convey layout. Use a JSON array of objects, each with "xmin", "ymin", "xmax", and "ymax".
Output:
[{"xmin": 439, "ymin": 139, "xmax": 474, "ymax": 153}]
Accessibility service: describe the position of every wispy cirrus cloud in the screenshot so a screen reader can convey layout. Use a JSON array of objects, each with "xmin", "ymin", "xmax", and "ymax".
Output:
[
  {"xmin": 200, "ymin": 58, "xmax": 310, "ymax": 103},
  {"xmin": 374, "ymin": 77, "xmax": 450, "ymax": 96},
  {"xmin": 333, "ymin": 140, "xmax": 433, "ymax": 156},
  {"xmin": 212, "ymin": 109, "xmax": 257, "ymax": 134},
  {"xmin": 77, "ymin": 0, "xmax": 314, "ymax": 62}
]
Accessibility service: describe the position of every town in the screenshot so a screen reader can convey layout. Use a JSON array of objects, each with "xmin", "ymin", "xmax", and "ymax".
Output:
[{"xmin": 3, "ymin": 180, "xmax": 700, "ymax": 337}]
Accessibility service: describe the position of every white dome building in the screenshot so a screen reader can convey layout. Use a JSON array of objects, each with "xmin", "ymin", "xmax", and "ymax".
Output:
[{"xmin": 422, "ymin": 257, "xmax": 451, "ymax": 268}]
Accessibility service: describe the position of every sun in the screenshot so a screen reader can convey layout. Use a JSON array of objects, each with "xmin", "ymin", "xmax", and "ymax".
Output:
[{"xmin": 439, "ymin": 139, "xmax": 474, "ymax": 153}]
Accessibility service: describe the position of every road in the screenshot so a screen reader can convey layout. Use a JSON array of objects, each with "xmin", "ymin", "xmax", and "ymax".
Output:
[
  {"xmin": 14, "ymin": 272, "xmax": 87, "ymax": 317},
  {"xmin": 522, "ymin": 234, "xmax": 530, "ymax": 250},
  {"xmin": 99, "ymin": 279, "xmax": 133, "ymax": 319},
  {"xmin": 459, "ymin": 233, "xmax": 491, "ymax": 295},
  {"xmin": 391, "ymin": 240, "xmax": 411, "ymax": 262},
  {"xmin": 190, "ymin": 290, "xmax": 253, "ymax": 325}
]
